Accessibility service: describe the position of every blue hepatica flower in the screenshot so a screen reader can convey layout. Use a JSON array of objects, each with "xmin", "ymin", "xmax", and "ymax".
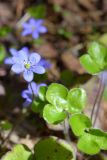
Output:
[
  {"xmin": 21, "ymin": 82, "xmax": 46, "ymax": 106},
  {"xmin": 5, "ymin": 48, "xmax": 46, "ymax": 82},
  {"xmin": 22, "ymin": 18, "xmax": 47, "ymax": 39},
  {"xmin": 4, "ymin": 47, "xmax": 29, "ymax": 65},
  {"xmin": 39, "ymin": 58, "xmax": 51, "ymax": 69}
]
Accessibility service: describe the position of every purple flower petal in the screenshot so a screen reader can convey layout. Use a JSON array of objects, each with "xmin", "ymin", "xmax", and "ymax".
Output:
[
  {"xmin": 23, "ymin": 23, "xmax": 30, "ymax": 29},
  {"xmin": 32, "ymin": 65, "xmax": 45, "ymax": 74},
  {"xmin": 23, "ymin": 70, "xmax": 34, "ymax": 82},
  {"xmin": 28, "ymin": 82, "xmax": 37, "ymax": 94},
  {"xmin": 11, "ymin": 63, "xmax": 24, "ymax": 73},
  {"xmin": 32, "ymin": 30, "xmax": 39, "ymax": 39},
  {"xmin": 22, "ymin": 28, "xmax": 32, "ymax": 36},
  {"xmin": 23, "ymin": 100, "xmax": 32, "ymax": 107},
  {"xmin": 29, "ymin": 18, "xmax": 37, "ymax": 26},
  {"xmin": 9, "ymin": 48, "xmax": 18, "ymax": 56},
  {"xmin": 39, "ymin": 58, "xmax": 51, "ymax": 68},
  {"xmin": 39, "ymin": 26, "xmax": 47, "ymax": 33},
  {"xmin": 18, "ymin": 50, "xmax": 28, "ymax": 62},
  {"xmin": 21, "ymin": 90, "xmax": 31, "ymax": 98},
  {"xmin": 29, "ymin": 53, "xmax": 41, "ymax": 65},
  {"xmin": 22, "ymin": 47, "xmax": 29, "ymax": 54},
  {"xmin": 36, "ymin": 19, "xmax": 44, "ymax": 26},
  {"xmin": 4, "ymin": 57, "xmax": 13, "ymax": 65}
]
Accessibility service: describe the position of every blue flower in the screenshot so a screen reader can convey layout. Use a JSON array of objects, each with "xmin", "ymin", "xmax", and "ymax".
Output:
[
  {"xmin": 39, "ymin": 58, "xmax": 51, "ymax": 69},
  {"xmin": 10, "ymin": 49, "xmax": 45, "ymax": 82},
  {"xmin": 21, "ymin": 82, "xmax": 46, "ymax": 106},
  {"xmin": 22, "ymin": 18, "xmax": 47, "ymax": 39},
  {"xmin": 4, "ymin": 47, "xmax": 29, "ymax": 65}
]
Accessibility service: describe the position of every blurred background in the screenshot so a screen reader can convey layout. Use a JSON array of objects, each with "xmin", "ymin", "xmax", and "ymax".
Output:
[{"xmin": 0, "ymin": 0, "xmax": 107, "ymax": 159}]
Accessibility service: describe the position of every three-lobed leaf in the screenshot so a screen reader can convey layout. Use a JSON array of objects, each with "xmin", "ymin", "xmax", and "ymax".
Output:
[
  {"xmin": 67, "ymin": 88, "xmax": 87, "ymax": 113},
  {"xmin": 88, "ymin": 42, "xmax": 107, "ymax": 67},
  {"xmin": 34, "ymin": 137, "xmax": 74, "ymax": 160},
  {"xmin": 43, "ymin": 104, "xmax": 67, "ymax": 124},
  {"xmin": 69, "ymin": 114, "xmax": 92, "ymax": 136},
  {"xmin": 80, "ymin": 54, "xmax": 101, "ymax": 74},
  {"xmin": 1, "ymin": 144, "xmax": 32, "ymax": 160},
  {"xmin": 77, "ymin": 132, "xmax": 100, "ymax": 155},
  {"xmin": 31, "ymin": 98, "xmax": 46, "ymax": 115},
  {"xmin": 77, "ymin": 129, "xmax": 107, "ymax": 155},
  {"xmin": 80, "ymin": 42, "xmax": 107, "ymax": 74},
  {"xmin": 38, "ymin": 86, "xmax": 47, "ymax": 101},
  {"xmin": 46, "ymin": 83, "xmax": 68, "ymax": 108}
]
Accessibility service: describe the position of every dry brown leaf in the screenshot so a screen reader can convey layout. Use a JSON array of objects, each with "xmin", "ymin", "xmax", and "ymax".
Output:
[
  {"xmin": 48, "ymin": 0, "xmax": 65, "ymax": 5},
  {"xmin": 78, "ymin": 0, "xmax": 95, "ymax": 10},
  {"xmin": 61, "ymin": 51, "xmax": 85, "ymax": 74},
  {"xmin": 0, "ymin": 3, "xmax": 14, "ymax": 25},
  {"xmin": 36, "ymin": 43, "xmax": 57, "ymax": 58}
]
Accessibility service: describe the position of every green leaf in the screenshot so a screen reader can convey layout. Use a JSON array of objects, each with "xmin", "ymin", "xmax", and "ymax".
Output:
[
  {"xmin": 27, "ymin": 5, "xmax": 46, "ymax": 19},
  {"xmin": 0, "ymin": 120, "xmax": 13, "ymax": 130},
  {"xmin": 77, "ymin": 132, "xmax": 100, "ymax": 155},
  {"xmin": 88, "ymin": 42, "xmax": 107, "ymax": 68},
  {"xmin": 34, "ymin": 137, "xmax": 74, "ymax": 160},
  {"xmin": 69, "ymin": 114, "xmax": 92, "ymax": 136},
  {"xmin": 77, "ymin": 129, "xmax": 107, "ymax": 155},
  {"xmin": 0, "ymin": 44, "xmax": 6, "ymax": 63},
  {"xmin": 38, "ymin": 86, "xmax": 47, "ymax": 101},
  {"xmin": 80, "ymin": 42, "xmax": 107, "ymax": 74},
  {"xmin": 80, "ymin": 54, "xmax": 101, "ymax": 74},
  {"xmin": 99, "ymin": 33, "xmax": 107, "ymax": 46},
  {"xmin": 46, "ymin": 83, "xmax": 68, "ymax": 108},
  {"xmin": 89, "ymin": 129, "xmax": 107, "ymax": 150},
  {"xmin": 31, "ymin": 98, "xmax": 45, "ymax": 115},
  {"xmin": 67, "ymin": 88, "xmax": 87, "ymax": 113},
  {"xmin": 1, "ymin": 144, "xmax": 32, "ymax": 160},
  {"xmin": 43, "ymin": 104, "xmax": 66, "ymax": 124},
  {"xmin": 0, "ymin": 26, "xmax": 11, "ymax": 37}
]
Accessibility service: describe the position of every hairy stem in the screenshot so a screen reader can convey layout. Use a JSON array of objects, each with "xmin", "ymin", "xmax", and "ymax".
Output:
[
  {"xmin": 63, "ymin": 118, "xmax": 71, "ymax": 143},
  {"xmin": 91, "ymin": 78, "xmax": 102, "ymax": 123},
  {"xmin": 91, "ymin": 73, "xmax": 105, "ymax": 126},
  {"xmin": 93, "ymin": 82, "xmax": 105, "ymax": 127}
]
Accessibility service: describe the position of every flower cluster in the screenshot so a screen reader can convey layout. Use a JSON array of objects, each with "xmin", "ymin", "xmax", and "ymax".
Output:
[
  {"xmin": 5, "ymin": 47, "xmax": 46, "ymax": 82},
  {"xmin": 4, "ymin": 17, "xmax": 49, "ymax": 107},
  {"xmin": 21, "ymin": 82, "xmax": 46, "ymax": 106},
  {"xmin": 22, "ymin": 18, "xmax": 47, "ymax": 39}
]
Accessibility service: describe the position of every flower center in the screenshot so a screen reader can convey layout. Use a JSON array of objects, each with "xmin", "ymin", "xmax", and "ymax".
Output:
[
  {"xmin": 32, "ymin": 26, "xmax": 36, "ymax": 31},
  {"xmin": 25, "ymin": 63, "xmax": 31, "ymax": 69}
]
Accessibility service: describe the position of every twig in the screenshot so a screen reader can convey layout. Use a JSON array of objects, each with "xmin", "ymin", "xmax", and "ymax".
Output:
[{"xmin": 16, "ymin": 13, "xmax": 30, "ymax": 28}]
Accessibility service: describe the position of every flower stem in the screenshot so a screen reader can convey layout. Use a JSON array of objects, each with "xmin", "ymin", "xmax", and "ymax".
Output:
[
  {"xmin": 93, "ymin": 81, "xmax": 105, "ymax": 127},
  {"xmin": 90, "ymin": 78, "xmax": 102, "ymax": 122},
  {"xmin": 63, "ymin": 118, "xmax": 71, "ymax": 143},
  {"xmin": 91, "ymin": 73, "xmax": 105, "ymax": 126}
]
